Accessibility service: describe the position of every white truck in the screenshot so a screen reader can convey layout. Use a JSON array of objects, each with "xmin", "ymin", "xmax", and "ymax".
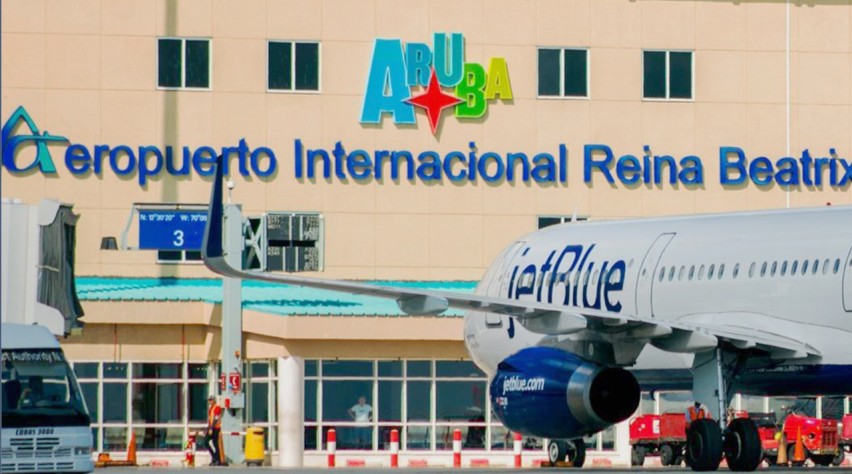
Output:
[
  {"xmin": 1, "ymin": 198, "xmax": 93, "ymax": 472},
  {"xmin": 1, "ymin": 323, "xmax": 94, "ymax": 472}
]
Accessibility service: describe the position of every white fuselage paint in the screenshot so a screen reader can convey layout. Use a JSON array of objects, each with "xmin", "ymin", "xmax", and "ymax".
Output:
[{"xmin": 464, "ymin": 206, "xmax": 852, "ymax": 390}]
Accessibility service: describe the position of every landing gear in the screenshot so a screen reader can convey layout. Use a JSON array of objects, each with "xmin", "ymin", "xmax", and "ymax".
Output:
[
  {"xmin": 686, "ymin": 419, "xmax": 723, "ymax": 471},
  {"xmin": 688, "ymin": 348, "xmax": 762, "ymax": 472},
  {"xmin": 547, "ymin": 439, "xmax": 585, "ymax": 467},
  {"xmin": 724, "ymin": 418, "xmax": 763, "ymax": 471}
]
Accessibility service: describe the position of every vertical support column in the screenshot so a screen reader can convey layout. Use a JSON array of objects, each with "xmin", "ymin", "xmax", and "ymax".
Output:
[
  {"xmin": 278, "ymin": 356, "xmax": 304, "ymax": 467},
  {"xmin": 614, "ymin": 419, "xmax": 632, "ymax": 466},
  {"xmin": 692, "ymin": 349, "xmax": 728, "ymax": 430},
  {"xmin": 221, "ymin": 204, "xmax": 244, "ymax": 464}
]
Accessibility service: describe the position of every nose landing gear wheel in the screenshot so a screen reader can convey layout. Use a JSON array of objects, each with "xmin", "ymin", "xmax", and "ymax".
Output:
[
  {"xmin": 547, "ymin": 439, "xmax": 586, "ymax": 467},
  {"xmin": 686, "ymin": 419, "xmax": 723, "ymax": 471},
  {"xmin": 724, "ymin": 418, "xmax": 763, "ymax": 472}
]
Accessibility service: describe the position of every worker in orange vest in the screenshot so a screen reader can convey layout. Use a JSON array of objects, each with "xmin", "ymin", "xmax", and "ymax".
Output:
[
  {"xmin": 206, "ymin": 396, "xmax": 224, "ymax": 466},
  {"xmin": 685, "ymin": 401, "xmax": 709, "ymax": 428}
]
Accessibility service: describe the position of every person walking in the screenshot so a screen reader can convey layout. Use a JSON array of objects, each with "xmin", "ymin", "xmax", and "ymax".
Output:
[{"xmin": 206, "ymin": 396, "xmax": 224, "ymax": 466}]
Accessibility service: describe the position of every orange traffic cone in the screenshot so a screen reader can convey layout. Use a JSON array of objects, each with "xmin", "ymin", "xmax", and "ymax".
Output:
[
  {"xmin": 792, "ymin": 426, "xmax": 806, "ymax": 465},
  {"xmin": 776, "ymin": 431, "xmax": 788, "ymax": 465},
  {"xmin": 127, "ymin": 431, "xmax": 138, "ymax": 466}
]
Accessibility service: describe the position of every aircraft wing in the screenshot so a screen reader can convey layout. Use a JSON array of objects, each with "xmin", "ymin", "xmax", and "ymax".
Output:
[{"xmin": 201, "ymin": 157, "xmax": 820, "ymax": 364}]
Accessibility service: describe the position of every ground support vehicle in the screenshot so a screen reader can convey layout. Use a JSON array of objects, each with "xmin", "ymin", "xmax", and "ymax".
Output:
[
  {"xmin": 833, "ymin": 414, "xmax": 852, "ymax": 466},
  {"xmin": 659, "ymin": 413, "xmax": 687, "ymax": 466},
  {"xmin": 743, "ymin": 412, "xmax": 781, "ymax": 465},
  {"xmin": 628, "ymin": 413, "xmax": 687, "ymax": 466},
  {"xmin": 1, "ymin": 323, "xmax": 94, "ymax": 473},
  {"xmin": 781, "ymin": 413, "xmax": 838, "ymax": 466},
  {"xmin": 629, "ymin": 414, "xmax": 660, "ymax": 466}
]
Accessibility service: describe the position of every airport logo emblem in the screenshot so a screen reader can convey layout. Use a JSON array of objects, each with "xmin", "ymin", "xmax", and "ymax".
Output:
[
  {"xmin": 1, "ymin": 106, "xmax": 68, "ymax": 173},
  {"xmin": 360, "ymin": 33, "xmax": 513, "ymax": 135}
]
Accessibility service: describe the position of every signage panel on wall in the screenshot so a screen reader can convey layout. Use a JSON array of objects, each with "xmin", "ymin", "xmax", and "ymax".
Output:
[{"xmin": 138, "ymin": 209, "xmax": 207, "ymax": 251}]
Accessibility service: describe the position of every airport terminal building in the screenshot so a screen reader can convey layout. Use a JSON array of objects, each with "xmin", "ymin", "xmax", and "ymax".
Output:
[{"xmin": 2, "ymin": 0, "xmax": 852, "ymax": 466}]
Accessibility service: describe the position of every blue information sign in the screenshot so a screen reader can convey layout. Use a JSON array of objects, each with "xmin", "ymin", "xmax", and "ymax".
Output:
[{"xmin": 138, "ymin": 209, "xmax": 207, "ymax": 250}]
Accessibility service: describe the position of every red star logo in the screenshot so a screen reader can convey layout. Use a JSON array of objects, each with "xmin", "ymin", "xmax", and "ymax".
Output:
[{"xmin": 405, "ymin": 68, "xmax": 463, "ymax": 135}]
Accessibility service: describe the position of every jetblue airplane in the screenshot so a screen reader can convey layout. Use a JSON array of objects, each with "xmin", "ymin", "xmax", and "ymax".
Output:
[{"xmin": 202, "ymin": 156, "xmax": 852, "ymax": 471}]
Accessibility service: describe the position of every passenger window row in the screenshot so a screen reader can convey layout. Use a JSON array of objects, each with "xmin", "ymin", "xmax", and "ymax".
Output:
[
  {"xmin": 514, "ymin": 257, "xmax": 851, "ymax": 291},
  {"xmin": 657, "ymin": 257, "xmax": 850, "ymax": 283}
]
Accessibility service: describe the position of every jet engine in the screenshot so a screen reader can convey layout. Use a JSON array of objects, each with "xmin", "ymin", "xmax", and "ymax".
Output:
[{"xmin": 490, "ymin": 346, "xmax": 640, "ymax": 439}]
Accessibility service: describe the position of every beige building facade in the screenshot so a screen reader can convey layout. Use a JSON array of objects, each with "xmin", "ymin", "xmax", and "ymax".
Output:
[{"xmin": 3, "ymin": 0, "xmax": 852, "ymax": 467}]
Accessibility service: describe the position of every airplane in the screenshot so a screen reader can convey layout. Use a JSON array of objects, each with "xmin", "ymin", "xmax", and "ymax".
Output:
[{"xmin": 201, "ymin": 155, "xmax": 852, "ymax": 471}]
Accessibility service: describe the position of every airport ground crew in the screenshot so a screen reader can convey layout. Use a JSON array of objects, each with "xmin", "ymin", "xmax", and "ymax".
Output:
[
  {"xmin": 206, "ymin": 396, "xmax": 224, "ymax": 466},
  {"xmin": 685, "ymin": 401, "xmax": 708, "ymax": 428}
]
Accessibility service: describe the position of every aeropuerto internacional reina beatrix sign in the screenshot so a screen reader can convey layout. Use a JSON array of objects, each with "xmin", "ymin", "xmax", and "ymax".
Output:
[{"xmin": 3, "ymin": 31, "xmax": 852, "ymax": 196}]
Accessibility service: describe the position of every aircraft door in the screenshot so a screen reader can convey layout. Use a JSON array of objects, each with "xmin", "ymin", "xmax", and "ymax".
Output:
[
  {"xmin": 635, "ymin": 233, "xmax": 676, "ymax": 318},
  {"xmin": 843, "ymin": 246, "xmax": 852, "ymax": 312},
  {"xmin": 485, "ymin": 241, "xmax": 525, "ymax": 326}
]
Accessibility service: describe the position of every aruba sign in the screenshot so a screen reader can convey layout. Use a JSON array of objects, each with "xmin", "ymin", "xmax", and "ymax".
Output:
[{"xmin": 360, "ymin": 33, "xmax": 513, "ymax": 134}]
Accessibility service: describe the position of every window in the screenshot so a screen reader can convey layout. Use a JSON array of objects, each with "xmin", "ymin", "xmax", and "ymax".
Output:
[
  {"xmin": 158, "ymin": 38, "xmax": 210, "ymax": 89},
  {"xmin": 268, "ymin": 41, "xmax": 320, "ymax": 91},
  {"xmin": 70, "ymin": 360, "xmax": 217, "ymax": 454},
  {"xmin": 537, "ymin": 48, "xmax": 588, "ymax": 97},
  {"xmin": 537, "ymin": 215, "xmax": 588, "ymax": 229},
  {"xmin": 643, "ymin": 50, "xmax": 692, "ymax": 99},
  {"xmin": 302, "ymin": 359, "xmax": 553, "ymax": 453},
  {"xmin": 265, "ymin": 212, "xmax": 324, "ymax": 272},
  {"xmin": 157, "ymin": 250, "xmax": 202, "ymax": 264}
]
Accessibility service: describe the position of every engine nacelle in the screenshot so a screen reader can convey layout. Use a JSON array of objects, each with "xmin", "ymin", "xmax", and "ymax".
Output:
[{"xmin": 490, "ymin": 346, "xmax": 640, "ymax": 439}]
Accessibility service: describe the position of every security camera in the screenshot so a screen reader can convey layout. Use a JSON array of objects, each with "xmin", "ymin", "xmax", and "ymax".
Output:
[{"xmin": 227, "ymin": 179, "xmax": 235, "ymax": 190}]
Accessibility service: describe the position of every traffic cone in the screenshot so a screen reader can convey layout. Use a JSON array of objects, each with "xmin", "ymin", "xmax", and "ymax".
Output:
[
  {"xmin": 776, "ymin": 431, "xmax": 787, "ymax": 465},
  {"xmin": 127, "ymin": 431, "xmax": 137, "ymax": 465},
  {"xmin": 792, "ymin": 426, "xmax": 806, "ymax": 464}
]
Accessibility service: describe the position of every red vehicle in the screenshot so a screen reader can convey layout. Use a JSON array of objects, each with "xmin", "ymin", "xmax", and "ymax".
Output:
[
  {"xmin": 834, "ymin": 414, "xmax": 852, "ymax": 466},
  {"xmin": 629, "ymin": 413, "xmax": 686, "ymax": 466},
  {"xmin": 744, "ymin": 412, "xmax": 781, "ymax": 463},
  {"xmin": 629, "ymin": 414, "xmax": 659, "ymax": 466},
  {"xmin": 773, "ymin": 413, "xmax": 839, "ymax": 466}
]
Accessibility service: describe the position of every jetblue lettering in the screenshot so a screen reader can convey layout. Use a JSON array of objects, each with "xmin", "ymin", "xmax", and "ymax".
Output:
[{"xmin": 508, "ymin": 243, "xmax": 626, "ymax": 313}]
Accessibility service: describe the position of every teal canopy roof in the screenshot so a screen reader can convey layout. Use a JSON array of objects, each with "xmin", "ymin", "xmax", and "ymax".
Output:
[{"xmin": 76, "ymin": 277, "xmax": 477, "ymax": 317}]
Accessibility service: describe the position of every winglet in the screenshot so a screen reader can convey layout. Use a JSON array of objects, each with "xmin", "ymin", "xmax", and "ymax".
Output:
[{"xmin": 201, "ymin": 154, "xmax": 225, "ymax": 261}]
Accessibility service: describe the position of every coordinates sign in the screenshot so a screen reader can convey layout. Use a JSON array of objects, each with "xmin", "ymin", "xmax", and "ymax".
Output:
[{"xmin": 138, "ymin": 210, "xmax": 207, "ymax": 251}]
